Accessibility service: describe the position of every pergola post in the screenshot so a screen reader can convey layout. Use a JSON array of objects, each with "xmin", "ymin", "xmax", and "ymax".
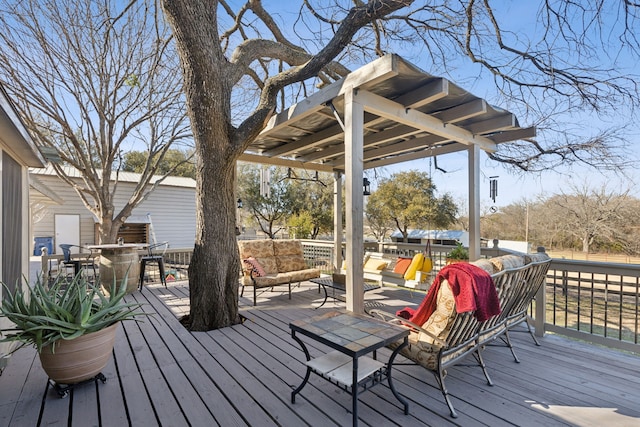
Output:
[
  {"xmin": 344, "ymin": 87, "xmax": 365, "ymax": 314},
  {"xmin": 333, "ymin": 171, "xmax": 343, "ymax": 272},
  {"xmin": 468, "ymin": 144, "xmax": 481, "ymax": 260}
]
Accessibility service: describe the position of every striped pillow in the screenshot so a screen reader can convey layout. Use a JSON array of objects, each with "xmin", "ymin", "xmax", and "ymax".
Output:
[{"xmin": 243, "ymin": 257, "xmax": 266, "ymax": 277}]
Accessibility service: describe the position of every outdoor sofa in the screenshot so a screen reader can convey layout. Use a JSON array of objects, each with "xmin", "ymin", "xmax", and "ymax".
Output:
[{"xmin": 238, "ymin": 239, "xmax": 320, "ymax": 306}]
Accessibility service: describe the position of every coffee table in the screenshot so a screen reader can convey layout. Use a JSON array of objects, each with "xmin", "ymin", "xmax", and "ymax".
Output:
[
  {"xmin": 309, "ymin": 277, "xmax": 380, "ymax": 309},
  {"xmin": 290, "ymin": 310, "xmax": 409, "ymax": 426}
]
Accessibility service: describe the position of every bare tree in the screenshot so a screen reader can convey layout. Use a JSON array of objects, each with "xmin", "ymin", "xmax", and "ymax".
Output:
[
  {"xmin": 0, "ymin": 0, "xmax": 191, "ymax": 243},
  {"xmin": 161, "ymin": 0, "xmax": 640, "ymax": 330},
  {"xmin": 546, "ymin": 183, "xmax": 635, "ymax": 253}
]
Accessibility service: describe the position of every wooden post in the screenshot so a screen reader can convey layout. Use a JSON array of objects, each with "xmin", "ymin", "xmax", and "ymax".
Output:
[
  {"xmin": 468, "ymin": 144, "xmax": 481, "ymax": 261},
  {"xmin": 344, "ymin": 87, "xmax": 364, "ymax": 314},
  {"xmin": 333, "ymin": 172, "xmax": 343, "ymax": 272}
]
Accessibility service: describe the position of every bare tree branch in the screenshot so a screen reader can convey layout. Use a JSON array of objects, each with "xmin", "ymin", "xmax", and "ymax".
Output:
[{"xmin": 0, "ymin": 0, "xmax": 191, "ymax": 242}]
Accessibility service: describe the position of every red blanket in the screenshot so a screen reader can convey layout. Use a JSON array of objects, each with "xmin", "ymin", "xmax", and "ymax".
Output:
[{"xmin": 397, "ymin": 262, "xmax": 501, "ymax": 325}]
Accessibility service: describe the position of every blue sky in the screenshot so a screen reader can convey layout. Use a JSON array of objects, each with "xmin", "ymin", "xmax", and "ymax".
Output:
[
  {"xmin": 227, "ymin": 1, "xmax": 640, "ymax": 208},
  {"xmin": 365, "ymin": 2, "xmax": 640, "ymax": 208}
]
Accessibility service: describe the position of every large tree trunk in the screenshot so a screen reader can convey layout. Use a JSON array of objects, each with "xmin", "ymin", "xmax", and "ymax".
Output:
[
  {"xmin": 188, "ymin": 137, "xmax": 241, "ymax": 330},
  {"xmin": 162, "ymin": 0, "xmax": 241, "ymax": 330}
]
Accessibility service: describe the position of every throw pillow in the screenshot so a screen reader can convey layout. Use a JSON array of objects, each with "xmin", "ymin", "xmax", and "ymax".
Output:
[
  {"xmin": 243, "ymin": 257, "xmax": 266, "ymax": 277},
  {"xmin": 393, "ymin": 257, "xmax": 412, "ymax": 275}
]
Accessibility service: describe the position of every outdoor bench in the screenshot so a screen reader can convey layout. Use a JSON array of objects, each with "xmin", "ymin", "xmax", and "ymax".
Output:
[
  {"xmin": 238, "ymin": 239, "xmax": 320, "ymax": 305},
  {"xmin": 372, "ymin": 250, "xmax": 551, "ymax": 418},
  {"xmin": 342, "ymin": 251, "xmax": 431, "ymax": 289}
]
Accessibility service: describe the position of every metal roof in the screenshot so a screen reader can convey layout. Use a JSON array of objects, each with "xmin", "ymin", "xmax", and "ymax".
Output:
[
  {"xmin": 31, "ymin": 165, "xmax": 196, "ymax": 188},
  {"xmin": 240, "ymin": 54, "xmax": 534, "ymax": 171},
  {"xmin": 0, "ymin": 83, "xmax": 46, "ymax": 167},
  {"xmin": 389, "ymin": 229, "xmax": 468, "ymax": 240}
]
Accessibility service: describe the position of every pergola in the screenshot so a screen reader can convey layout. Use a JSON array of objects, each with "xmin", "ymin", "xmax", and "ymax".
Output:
[{"xmin": 240, "ymin": 54, "xmax": 534, "ymax": 313}]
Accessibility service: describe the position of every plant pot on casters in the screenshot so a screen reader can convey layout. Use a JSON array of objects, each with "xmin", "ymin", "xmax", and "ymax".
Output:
[{"xmin": 1, "ymin": 273, "xmax": 149, "ymax": 398}]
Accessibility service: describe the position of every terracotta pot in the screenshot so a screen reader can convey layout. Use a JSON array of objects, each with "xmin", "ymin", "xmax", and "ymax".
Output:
[
  {"xmin": 38, "ymin": 322, "xmax": 119, "ymax": 384},
  {"xmin": 446, "ymin": 258, "xmax": 469, "ymax": 265}
]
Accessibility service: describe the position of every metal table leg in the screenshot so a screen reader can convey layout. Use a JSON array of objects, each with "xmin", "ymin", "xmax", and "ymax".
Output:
[
  {"xmin": 291, "ymin": 331, "xmax": 312, "ymax": 403},
  {"xmin": 387, "ymin": 337, "xmax": 410, "ymax": 414},
  {"xmin": 315, "ymin": 282, "xmax": 329, "ymax": 309}
]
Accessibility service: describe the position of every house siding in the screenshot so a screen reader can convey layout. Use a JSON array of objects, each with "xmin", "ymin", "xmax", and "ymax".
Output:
[
  {"xmin": 0, "ymin": 83, "xmax": 46, "ymax": 366},
  {"xmin": 30, "ymin": 171, "xmax": 196, "ymax": 252}
]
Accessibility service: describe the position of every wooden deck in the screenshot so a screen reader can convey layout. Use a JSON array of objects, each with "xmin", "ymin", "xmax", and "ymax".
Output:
[{"xmin": 1, "ymin": 280, "xmax": 639, "ymax": 427}]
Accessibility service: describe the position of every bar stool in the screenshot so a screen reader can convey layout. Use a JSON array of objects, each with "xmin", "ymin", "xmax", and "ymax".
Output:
[{"xmin": 139, "ymin": 242, "xmax": 168, "ymax": 291}]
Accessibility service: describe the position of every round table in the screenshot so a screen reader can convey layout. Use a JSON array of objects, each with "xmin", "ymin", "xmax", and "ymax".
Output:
[{"xmin": 88, "ymin": 244, "xmax": 146, "ymax": 294}]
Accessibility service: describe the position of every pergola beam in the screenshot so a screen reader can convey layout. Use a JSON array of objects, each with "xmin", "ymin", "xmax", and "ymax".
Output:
[
  {"xmin": 238, "ymin": 152, "xmax": 333, "ymax": 172},
  {"xmin": 363, "ymin": 143, "xmax": 466, "ymax": 170},
  {"xmin": 260, "ymin": 55, "xmax": 399, "ymax": 135},
  {"xmin": 354, "ymin": 90, "xmax": 498, "ymax": 152}
]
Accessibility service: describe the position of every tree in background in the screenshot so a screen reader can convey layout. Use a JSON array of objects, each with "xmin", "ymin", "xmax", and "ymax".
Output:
[
  {"xmin": 238, "ymin": 164, "xmax": 334, "ymax": 239},
  {"xmin": 286, "ymin": 172, "xmax": 334, "ymax": 239},
  {"xmin": 546, "ymin": 184, "xmax": 634, "ymax": 253},
  {"xmin": 287, "ymin": 212, "xmax": 314, "ymax": 240},
  {"xmin": 161, "ymin": 0, "xmax": 640, "ymax": 330},
  {"xmin": 481, "ymin": 187, "xmax": 640, "ymax": 255},
  {"xmin": 365, "ymin": 195, "xmax": 393, "ymax": 242},
  {"xmin": 0, "ymin": 0, "xmax": 190, "ymax": 243},
  {"xmin": 122, "ymin": 149, "xmax": 196, "ymax": 179},
  {"xmin": 238, "ymin": 165, "xmax": 291, "ymax": 239},
  {"xmin": 366, "ymin": 170, "xmax": 458, "ymax": 241}
]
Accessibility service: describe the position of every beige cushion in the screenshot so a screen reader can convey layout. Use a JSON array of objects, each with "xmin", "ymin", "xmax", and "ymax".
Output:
[
  {"xmin": 472, "ymin": 259, "xmax": 496, "ymax": 274},
  {"xmin": 490, "ymin": 254, "xmax": 525, "ymax": 272},
  {"xmin": 238, "ymin": 240, "xmax": 275, "ymax": 258},
  {"xmin": 276, "ymin": 254, "xmax": 307, "ymax": 272},
  {"xmin": 255, "ymin": 256, "xmax": 278, "ymax": 274},
  {"xmin": 364, "ymin": 258, "xmax": 388, "ymax": 271},
  {"xmin": 273, "ymin": 240, "xmax": 303, "ymax": 256},
  {"xmin": 524, "ymin": 252, "xmax": 551, "ymax": 263},
  {"xmin": 418, "ymin": 280, "xmax": 456, "ymax": 344}
]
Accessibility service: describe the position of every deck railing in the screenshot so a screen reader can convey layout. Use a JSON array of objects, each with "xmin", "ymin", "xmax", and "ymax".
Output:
[
  {"xmin": 40, "ymin": 240, "xmax": 640, "ymax": 353},
  {"xmin": 299, "ymin": 240, "xmax": 640, "ymax": 354},
  {"xmin": 536, "ymin": 258, "xmax": 640, "ymax": 353}
]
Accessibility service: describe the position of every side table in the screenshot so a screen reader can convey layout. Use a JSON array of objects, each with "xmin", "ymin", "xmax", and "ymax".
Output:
[{"xmin": 290, "ymin": 310, "xmax": 409, "ymax": 426}]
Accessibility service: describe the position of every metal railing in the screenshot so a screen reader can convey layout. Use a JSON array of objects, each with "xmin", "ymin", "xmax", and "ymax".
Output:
[{"xmin": 535, "ymin": 259, "xmax": 640, "ymax": 353}]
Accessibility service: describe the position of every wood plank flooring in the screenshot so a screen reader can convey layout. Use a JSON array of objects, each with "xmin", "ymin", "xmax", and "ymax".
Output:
[{"xmin": 1, "ymin": 280, "xmax": 639, "ymax": 427}]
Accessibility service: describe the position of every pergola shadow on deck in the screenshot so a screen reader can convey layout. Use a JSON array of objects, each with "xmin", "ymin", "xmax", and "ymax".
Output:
[{"xmin": 1, "ymin": 280, "xmax": 639, "ymax": 426}]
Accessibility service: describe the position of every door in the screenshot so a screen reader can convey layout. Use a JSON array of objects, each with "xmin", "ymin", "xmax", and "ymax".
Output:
[{"xmin": 55, "ymin": 214, "xmax": 80, "ymax": 254}]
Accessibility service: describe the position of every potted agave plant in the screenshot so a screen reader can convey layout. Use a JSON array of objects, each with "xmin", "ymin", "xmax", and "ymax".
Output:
[{"xmin": 0, "ymin": 273, "xmax": 148, "ymax": 396}]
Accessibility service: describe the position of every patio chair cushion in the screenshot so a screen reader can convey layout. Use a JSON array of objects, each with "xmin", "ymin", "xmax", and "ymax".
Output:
[
  {"xmin": 277, "ymin": 254, "xmax": 307, "ymax": 272},
  {"xmin": 524, "ymin": 252, "xmax": 551, "ymax": 264},
  {"xmin": 364, "ymin": 258, "xmax": 388, "ymax": 271},
  {"xmin": 404, "ymin": 253, "xmax": 425, "ymax": 280},
  {"xmin": 490, "ymin": 254, "xmax": 525, "ymax": 272},
  {"xmin": 239, "ymin": 239, "xmax": 275, "ymax": 258},
  {"xmin": 273, "ymin": 240, "xmax": 303, "ymax": 256},
  {"xmin": 393, "ymin": 257, "xmax": 412, "ymax": 275},
  {"xmin": 417, "ymin": 279, "xmax": 456, "ymax": 344},
  {"xmin": 388, "ymin": 282, "xmax": 461, "ymax": 370},
  {"xmin": 472, "ymin": 259, "xmax": 496, "ymax": 274}
]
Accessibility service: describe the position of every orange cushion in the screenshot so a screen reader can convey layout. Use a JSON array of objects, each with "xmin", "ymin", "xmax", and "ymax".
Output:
[{"xmin": 393, "ymin": 258, "xmax": 412, "ymax": 275}]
